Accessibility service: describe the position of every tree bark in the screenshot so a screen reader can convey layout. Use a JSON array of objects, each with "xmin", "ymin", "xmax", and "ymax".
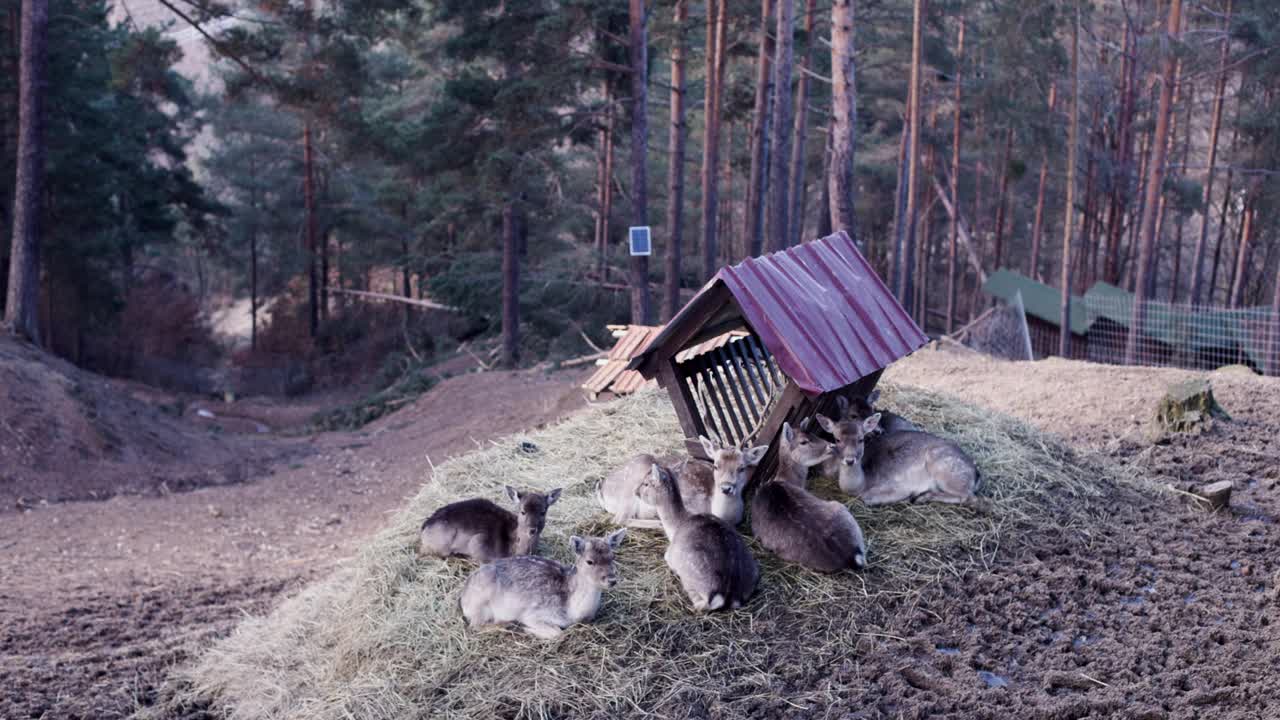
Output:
[
  {"xmin": 3, "ymin": 0, "xmax": 47, "ymax": 343},
  {"xmin": 1208, "ymin": 130, "xmax": 1238, "ymax": 304},
  {"xmin": 1061, "ymin": 0, "xmax": 1081, "ymax": 358},
  {"xmin": 895, "ymin": 0, "xmax": 925, "ymax": 307},
  {"xmin": 787, "ymin": 0, "xmax": 817, "ymax": 248},
  {"xmin": 1029, "ymin": 82, "xmax": 1056, "ymax": 283},
  {"xmin": 1170, "ymin": 78, "xmax": 1193, "ymax": 302},
  {"xmin": 766, "ymin": 0, "xmax": 795, "ymax": 253},
  {"xmin": 1189, "ymin": 0, "xmax": 1232, "ymax": 306},
  {"xmin": 596, "ymin": 81, "xmax": 615, "ymax": 281},
  {"xmin": 628, "ymin": 0, "xmax": 652, "ymax": 324},
  {"xmin": 303, "ymin": 122, "xmax": 319, "ymax": 338},
  {"xmin": 500, "ymin": 201, "xmax": 519, "ymax": 367},
  {"xmin": 946, "ymin": 16, "xmax": 965, "ymax": 334},
  {"xmin": 701, "ymin": 0, "xmax": 727, "ymax": 279},
  {"xmin": 817, "ymin": 124, "xmax": 833, "ymax": 238},
  {"xmin": 1228, "ymin": 197, "xmax": 1254, "ymax": 309},
  {"xmin": 1125, "ymin": 0, "xmax": 1181, "ymax": 364},
  {"xmin": 828, "ymin": 0, "xmax": 859, "ymax": 240},
  {"xmin": 663, "ymin": 0, "xmax": 688, "ymax": 321},
  {"xmin": 992, "ymin": 125, "xmax": 1013, "ymax": 272},
  {"xmin": 745, "ymin": 0, "xmax": 776, "ymax": 257},
  {"xmin": 1105, "ymin": 14, "xmax": 1139, "ymax": 285}
]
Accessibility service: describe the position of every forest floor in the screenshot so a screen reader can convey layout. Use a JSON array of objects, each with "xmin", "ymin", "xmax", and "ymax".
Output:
[{"xmin": 3, "ymin": 339, "xmax": 1280, "ymax": 719}]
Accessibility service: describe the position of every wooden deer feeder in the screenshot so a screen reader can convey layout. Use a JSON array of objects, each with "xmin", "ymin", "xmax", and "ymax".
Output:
[{"xmin": 627, "ymin": 231, "xmax": 928, "ymax": 486}]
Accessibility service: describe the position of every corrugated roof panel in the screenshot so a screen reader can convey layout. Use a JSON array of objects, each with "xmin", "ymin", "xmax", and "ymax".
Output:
[{"xmin": 714, "ymin": 231, "xmax": 927, "ymax": 395}]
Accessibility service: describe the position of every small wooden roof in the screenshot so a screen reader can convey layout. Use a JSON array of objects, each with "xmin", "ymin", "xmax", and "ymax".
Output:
[
  {"xmin": 583, "ymin": 325, "xmax": 754, "ymax": 398},
  {"xmin": 630, "ymin": 231, "xmax": 927, "ymax": 396}
]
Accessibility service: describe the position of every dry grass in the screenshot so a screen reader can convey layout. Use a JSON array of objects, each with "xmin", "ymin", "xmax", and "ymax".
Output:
[{"xmin": 145, "ymin": 384, "xmax": 1132, "ymax": 720}]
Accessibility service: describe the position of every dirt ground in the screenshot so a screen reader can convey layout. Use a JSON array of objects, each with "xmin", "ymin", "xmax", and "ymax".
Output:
[
  {"xmin": 0, "ymin": 340, "xmax": 590, "ymax": 720},
  {"xmin": 4, "ymin": 343, "xmax": 1280, "ymax": 719}
]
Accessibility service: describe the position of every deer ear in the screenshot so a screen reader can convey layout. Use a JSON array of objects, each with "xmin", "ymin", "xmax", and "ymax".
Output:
[
  {"xmin": 862, "ymin": 412, "xmax": 882, "ymax": 434},
  {"xmin": 505, "ymin": 485, "xmax": 520, "ymax": 503},
  {"xmin": 815, "ymin": 414, "xmax": 837, "ymax": 434},
  {"xmin": 570, "ymin": 536, "xmax": 587, "ymax": 555},
  {"xmin": 743, "ymin": 445, "xmax": 768, "ymax": 467},
  {"xmin": 781, "ymin": 422, "xmax": 795, "ymax": 444},
  {"xmin": 546, "ymin": 488, "xmax": 563, "ymax": 505},
  {"xmin": 867, "ymin": 389, "xmax": 881, "ymax": 406},
  {"xmin": 698, "ymin": 435, "xmax": 718, "ymax": 459},
  {"xmin": 649, "ymin": 464, "xmax": 663, "ymax": 482},
  {"xmin": 606, "ymin": 528, "xmax": 627, "ymax": 549},
  {"xmin": 836, "ymin": 396, "xmax": 850, "ymax": 417},
  {"xmin": 798, "ymin": 416, "xmax": 811, "ymax": 431}
]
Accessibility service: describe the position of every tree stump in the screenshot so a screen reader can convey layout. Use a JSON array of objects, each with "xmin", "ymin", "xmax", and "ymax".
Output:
[
  {"xmin": 1155, "ymin": 379, "xmax": 1230, "ymax": 434},
  {"xmin": 1193, "ymin": 480, "xmax": 1234, "ymax": 511}
]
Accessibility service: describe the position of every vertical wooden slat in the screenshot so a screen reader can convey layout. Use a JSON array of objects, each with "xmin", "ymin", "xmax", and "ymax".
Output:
[
  {"xmin": 714, "ymin": 347, "xmax": 759, "ymax": 428},
  {"xmin": 745, "ymin": 335, "xmax": 777, "ymax": 393},
  {"xmin": 692, "ymin": 356, "xmax": 736, "ymax": 444},
  {"xmin": 658, "ymin": 357, "xmax": 706, "ymax": 442},
  {"xmin": 721, "ymin": 345, "xmax": 764, "ymax": 424},
  {"xmin": 704, "ymin": 359, "xmax": 746, "ymax": 444},
  {"xmin": 689, "ymin": 371, "xmax": 722, "ymax": 442},
  {"xmin": 729, "ymin": 339, "xmax": 769, "ymax": 410}
]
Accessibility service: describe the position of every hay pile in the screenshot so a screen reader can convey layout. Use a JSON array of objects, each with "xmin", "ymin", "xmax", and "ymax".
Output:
[{"xmin": 152, "ymin": 384, "xmax": 1127, "ymax": 719}]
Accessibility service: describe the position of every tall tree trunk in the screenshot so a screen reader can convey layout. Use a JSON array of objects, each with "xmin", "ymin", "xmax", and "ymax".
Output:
[
  {"xmin": 787, "ymin": 0, "xmax": 817, "ymax": 247},
  {"xmin": 1060, "ymin": 0, "xmax": 1080, "ymax": 357},
  {"xmin": 1209, "ymin": 137, "xmax": 1237, "ymax": 304},
  {"xmin": 249, "ymin": 160, "xmax": 259, "ymax": 352},
  {"xmin": 745, "ymin": 0, "xmax": 775, "ymax": 257},
  {"xmin": 701, "ymin": 0, "xmax": 727, "ymax": 279},
  {"xmin": 500, "ymin": 201, "xmax": 519, "ymax": 367},
  {"xmin": 896, "ymin": 0, "xmax": 925, "ymax": 307},
  {"xmin": 1029, "ymin": 82, "xmax": 1056, "ymax": 283},
  {"xmin": 992, "ymin": 125, "xmax": 1013, "ymax": 271},
  {"xmin": 1125, "ymin": 0, "xmax": 1181, "ymax": 364},
  {"xmin": 889, "ymin": 110, "xmax": 910, "ymax": 290},
  {"xmin": 3, "ymin": 0, "xmax": 47, "ymax": 343},
  {"xmin": 1105, "ymin": 14, "xmax": 1139, "ymax": 285},
  {"xmin": 629, "ymin": 0, "xmax": 652, "ymax": 324},
  {"xmin": 828, "ymin": 0, "xmax": 859, "ymax": 239},
  {"xmin": 1229, "ymin": 197, "xmax": 1254, "ymax": 308},
  {"xmin": 1170, "ymin": 78, "xmax": 1193, "ymax": 302},
  {"xmin": 766, "ymin": 0, "xmax": 795, "ymax": 253},
  {"xmin": 303, "ymin": 122, "xmax": 318, "ymax": 338},
  {"xmin": 817, "ymin": 124, "xmax": 834, "ymax": 238},
  {"xmin": 1189, "ymin": 0, "xmax": 1232, "ymax": 306},
  {"xmin": 664, "ymin": 0, "xmax": 688, "ymax": 321},
  {"xmin": 947, "ymin": 16, "xmax": 965, "ymax": 333},
  {"xmin": 596, "ymin": 81, "xmax": 615, "ymax": 281},
  {"xmin": 1079, "ymin": 111, "xmax": 1098, "ymax": 294}
]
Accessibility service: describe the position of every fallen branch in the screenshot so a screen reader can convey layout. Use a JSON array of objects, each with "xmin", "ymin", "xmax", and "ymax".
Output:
[
  {"xmin": 329, "ymin": 288, "xmax": 459, "ymax": 312},
  {"xmin": 559, "ymin": 351, "xmax": 608, "ymax": 368},
  {"xmin": 931, "ymin": 174, "xmax": 990, "ymax": 285}
]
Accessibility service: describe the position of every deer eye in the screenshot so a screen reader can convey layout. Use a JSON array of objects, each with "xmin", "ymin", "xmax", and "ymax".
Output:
[{"xmin": 586, "ymin": 560, "xmax": 595, "ymax": 565}]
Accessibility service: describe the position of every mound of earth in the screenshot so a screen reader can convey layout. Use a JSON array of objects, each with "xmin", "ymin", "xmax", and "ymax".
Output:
[{"xmin": 0, "ymin": 337, "xmax": 300, "ymax": 509}]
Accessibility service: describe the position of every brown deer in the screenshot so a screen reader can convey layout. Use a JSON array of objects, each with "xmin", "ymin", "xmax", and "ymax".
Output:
[
  {"xmin": 751, "ymin": 422, "xmax": 867, "ymax": 572},
  {"xmin": 816, "ymin": 412, "xmax": 981, "ymax": 506},
  {"xmin": 636, "ymin": 464, "xmax": 759, "ymax": 612},
  {"xmin": 418, "ymin": 486, "xmax": 562, "ymax": 563},
  {"xmin": 459, "ymin": 530, "xmax": 626, "ymax": 639}
]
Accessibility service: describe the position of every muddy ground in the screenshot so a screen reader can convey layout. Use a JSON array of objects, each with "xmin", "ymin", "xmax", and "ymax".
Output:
[{"xmin": 3, "ymin": 345, "xmax": 1279, "ymax": 719}]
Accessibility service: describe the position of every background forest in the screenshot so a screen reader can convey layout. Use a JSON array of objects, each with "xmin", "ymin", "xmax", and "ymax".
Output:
[{"xmin": 3, "ymin": 0, "xmax": 1280, "ymax": 399}]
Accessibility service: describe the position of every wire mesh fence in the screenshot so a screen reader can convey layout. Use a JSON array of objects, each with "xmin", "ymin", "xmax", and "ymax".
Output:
[{"xmin": 1080, "ymin": 295, "xmax": 1280, "ymax": 377}]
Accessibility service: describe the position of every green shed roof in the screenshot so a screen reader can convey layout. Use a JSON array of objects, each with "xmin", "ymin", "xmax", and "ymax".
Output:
[{"xmin": 982, "ymin": 269, "xmax": 1091, "ymax": 335}]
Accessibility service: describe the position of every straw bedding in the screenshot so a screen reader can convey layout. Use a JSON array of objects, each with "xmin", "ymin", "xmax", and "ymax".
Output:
[{"xmin": 150, "ymin": 384, "xmax": 1131, "ymax": 720}]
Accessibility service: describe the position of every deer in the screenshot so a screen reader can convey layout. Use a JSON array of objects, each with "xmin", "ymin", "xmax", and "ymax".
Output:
[
  {"xmin": 816, "ymin": 411, "xmax": 982, "ymax": 506},
  {"xmin": 597, "ymin": 437, "xmax": 764, "ymax": 529},
  {"xmin": 418, "ymin": 486, "xmax": 562, "ymax": 564},
  {"xmin": 635, "ymin": 464, "xmax": 759, "ymax": 612},
  {"xmin": 459, "ymin": 529, "xmax": 626, "ymax": 640},
  {"xmin": 845, "ymin": 390, "xmax": 918, "ymax": 435},
  {"xmin": 751, "ymin": 422, "xmax": 867, "ymax": 572}
]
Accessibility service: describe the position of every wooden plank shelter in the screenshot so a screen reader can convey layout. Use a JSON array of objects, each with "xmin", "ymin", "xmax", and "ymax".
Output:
[{"xmin": 628, "ymin": 231, "xmax": 928, "ymax": 486}]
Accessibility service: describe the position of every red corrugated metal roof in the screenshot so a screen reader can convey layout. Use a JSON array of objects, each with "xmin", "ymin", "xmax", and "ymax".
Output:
[{"xmin": 631, "ymin": 231, "xmax": 927, "ymax": 396}]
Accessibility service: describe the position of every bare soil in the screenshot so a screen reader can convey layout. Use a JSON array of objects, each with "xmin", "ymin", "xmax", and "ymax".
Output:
[
  {"xmin": 0, "ymin": 337, "xmax": 589, "ymax": 720},
  {"xmin": 5, "ymin": 342, "xmax": 1280, "ymax": 719}
]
